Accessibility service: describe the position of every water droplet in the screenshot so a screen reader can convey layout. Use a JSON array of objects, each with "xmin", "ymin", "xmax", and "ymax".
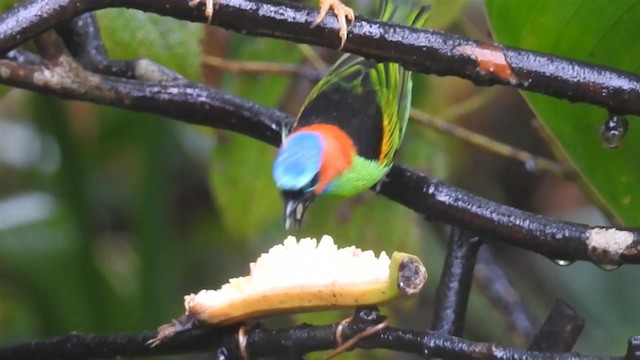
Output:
[
  {"xmin": 597, "ymin": 263, "xmax": 620, "ymax": 271},
  {"xmin": 552, "ymin": 258, "xmax": 575, "ymax": 266},
  {"xmin": 524, "ymin": 158, "xmax": 537, "ymax": 173},
  {"xmin": 600, "ymin": 114, "xmax": 629, "ymax": 148}
]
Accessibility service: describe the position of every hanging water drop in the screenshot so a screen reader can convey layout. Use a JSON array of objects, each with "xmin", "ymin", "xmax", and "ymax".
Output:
[
  {"xmin": 552, "ymin": 258, "xmax": 574, "ymax": 266},
  {"xmin": 600, "ymin": 114, "xmax": 628, "ymax": 149},
  {"xmin": 524, "ymin": 157, "xmax": 537, "ymax": 173},
  {"xmin": 597, "ymin": 263, "xmax": 620, "ymax": 271}
]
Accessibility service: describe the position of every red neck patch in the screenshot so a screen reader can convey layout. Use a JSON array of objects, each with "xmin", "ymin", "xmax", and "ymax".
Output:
[{"xmin": 294, "ymin": 124, "xmax": 356, "ymax": 194}]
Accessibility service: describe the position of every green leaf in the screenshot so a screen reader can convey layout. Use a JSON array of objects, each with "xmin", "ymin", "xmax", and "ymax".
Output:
[
  {"xmin": 485, "ymin": 0, "xmax": 640, "ymax": 225},
  {"xmin": 208, "ymin": 36, "xmax": 303, "ymax": 239},
  {"xmin": 0, "ymin": 0, "xmax": 17, "ymax": 12},
  {"xmin": 299, "ymin": 194, "xmax": 423, "ymax": 253},
  {"xmin": 209, "ymin": 134, "xmax": 281, "ymax": 239},
  {"xmin": 222, "ymin": 36, "xmax": 302, "ymax": 106},
  {"xmin": 426, "ymin": 0, "xmax": 470, "ymax": 30},
  {"xmin": 532, "ymin": 259, "xmax": 639, "ymax": 355},
  {"xmin": 96, "ymin": 9, "xmax": 203, "ymax": 80}
]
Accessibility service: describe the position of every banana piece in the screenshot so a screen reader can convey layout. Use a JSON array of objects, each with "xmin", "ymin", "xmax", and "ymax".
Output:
[{"xmin": 150, "ymin": 235, "xmax": 426, "ymax": 345}]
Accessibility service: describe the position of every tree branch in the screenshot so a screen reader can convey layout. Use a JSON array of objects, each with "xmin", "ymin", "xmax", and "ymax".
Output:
[
  {"xmin": 528, "ymin": 300, "xmax": 585, "ymax": 352},
  {"xmin": 626, "ymin": 336, "xmax": 640, "ymax": 360},
  {"xmin": 431, "ymin": 227, "xmax": 482, "ymax": 336},
  {"xmin": 1, "ymin": 0, "xmax": 640, "ymax": 116},
  {"xmin": 0, "ymin": 319, "xmax": 619, "ymax": 360}
]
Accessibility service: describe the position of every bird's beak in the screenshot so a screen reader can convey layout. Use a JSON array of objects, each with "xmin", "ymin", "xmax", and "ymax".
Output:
[{"xmin": 283, "ymin": 193, "xmax": 315, "ymax": 230}]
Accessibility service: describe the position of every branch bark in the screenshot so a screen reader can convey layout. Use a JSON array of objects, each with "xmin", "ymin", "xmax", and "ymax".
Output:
[
  {"xmin": 0, "ymin": 320, "xmax": 617, "ymax": 360},
  {"xmin": 431, "ymin": 227, "xmax": 482, "ymax": 336}
]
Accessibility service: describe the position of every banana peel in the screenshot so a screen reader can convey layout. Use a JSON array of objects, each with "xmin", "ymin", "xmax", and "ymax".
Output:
[{"xmin": 149, "ymin": 235, "xmax": 427, "ymax": 345}]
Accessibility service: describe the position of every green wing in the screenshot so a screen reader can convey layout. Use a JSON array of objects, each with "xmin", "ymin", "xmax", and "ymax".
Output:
[
  {"xmin": 294, "ymin": 0, "xmax": 430, "ymax": 166},
  {"xmin": 294, "ymin": 55, "xmax": 388, "ymax": 162}
]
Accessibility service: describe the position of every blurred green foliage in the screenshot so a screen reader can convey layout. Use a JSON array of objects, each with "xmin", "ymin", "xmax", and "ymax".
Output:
[
  {"xmin": 0, "ymin": 0, "xmax": 637, "ymax": 359},
  {"xmin": 486, "ymin": 0, "xmax": 640, "ymax": 225}
]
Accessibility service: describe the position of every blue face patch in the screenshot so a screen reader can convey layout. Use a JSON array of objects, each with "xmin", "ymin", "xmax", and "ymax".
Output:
[{"xmin": 273, "ymin": 132, "xmax": 324, "ymax": 192}]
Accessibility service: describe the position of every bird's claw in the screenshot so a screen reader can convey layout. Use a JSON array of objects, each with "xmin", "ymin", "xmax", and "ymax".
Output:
[
  {"xmin": 189, "ymin": 0, "xmax": 218, "ymax": 24},
  {"xmin": 311, "ymin": 0, "xmax": 355, "ymax": 50}
]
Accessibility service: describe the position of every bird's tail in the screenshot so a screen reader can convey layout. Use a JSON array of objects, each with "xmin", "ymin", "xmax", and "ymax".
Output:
[{"xmin": 378, "ymin": 0, "xmax": 430, "ymax": 28}]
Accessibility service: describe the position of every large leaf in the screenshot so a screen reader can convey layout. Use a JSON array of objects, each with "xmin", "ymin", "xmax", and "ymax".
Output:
[
  {"xmin": 209, "ymin": 134, "xmax": 281, "ymax": 239},
  {"xmin": 97, "ymin": 9, "xmax": 203, "ymax": 80},
  {"xmin": 0, "ymin": 0, "xmax": 17, "ymax": 12},
  {"xmin": 208, "ymin": 36, "xmax": 301, "ymax": 239},
  {"xmin": 426, "ymin": 0, "xmax": 470, "ymax": 30},
  {"xmin": 485, "ymin": 0, "xmax": 640, "ymax": 225}
]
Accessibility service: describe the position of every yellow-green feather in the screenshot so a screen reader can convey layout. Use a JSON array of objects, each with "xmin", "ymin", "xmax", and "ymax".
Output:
[{"xmin": 375, "ymin": 0, "xmax": 430, "ymax": 166}]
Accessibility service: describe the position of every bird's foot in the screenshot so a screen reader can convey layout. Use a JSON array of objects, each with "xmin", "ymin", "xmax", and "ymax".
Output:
[
  {"xmin": 320, "ymin": 312, "xmax": 387, "ymax": 360},
  {"xmin": 311, "ymin": 0, "xmax": 355, "ymax": 50},
  {"xmin": 188, "ymin": 0, "xmax": 218, "ymax": 24}
]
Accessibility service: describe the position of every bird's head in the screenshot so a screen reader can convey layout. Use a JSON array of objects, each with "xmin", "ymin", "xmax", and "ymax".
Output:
[
  {"xmin": 272, "ymin": 125, "xmax": 354, "ymax": 229},
  {"xmin": 273, "ymin": 131, "xmax": 323, "ymax": 230}
]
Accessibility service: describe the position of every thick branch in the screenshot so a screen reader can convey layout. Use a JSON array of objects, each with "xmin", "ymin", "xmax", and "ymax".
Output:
[
  {"xmin": 528, "ymin": 300, "xmax": 585, "ymax": 352},
  {"xmin": 54, "ymin": 13, "xmax": 137, "ymax": 78},
  {"xmin": 626, "ymin": 336, "xmax": 640, "ymax": 360},
  {"xmin": 0, "ymin": 55, "xmax": 638, "ymax": 265},
  {"xmin": 431, "ymin": 227, "xmax": 482, "ymax": 336},
  {"xmin": 1, "ymin": 0, "xmax": 640, "ymax": 116},
  {"xmin": 0, "ymin": 321, "xmax": 617, "ymax": 360},
  {"xmin": 379, "ymin": 167, "xmax": 640, "ymax": 265}
]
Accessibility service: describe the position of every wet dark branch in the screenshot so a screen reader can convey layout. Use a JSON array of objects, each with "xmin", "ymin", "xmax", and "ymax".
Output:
[
  {"xmin": 379, "ymin": 168, "xmax": 640, "ymax": 265},
  {"xmin": 0, "ymin": 56, "xmax": 285, "ymax": 145},
  {"xmin": 1, "ymin": 0, "xmax": 640, "ymax": 116},
  {"xmin": 3, "ymin": 49, "xmax": 42, "ymax": 64},
  {"xmin": 53, "ymin": 13, "xmax": 137, "ymax": 78},
  {"xmin": 0, "ymin": 319, "xmax": 618, "ymax": 360},
  {"xmin": 0, "ymin": 46, "xmax": 639, "ymax": 266},
  {"xmin": 528, "ymin": 300, "xmax": 585, "ymax": 352},
  {"xmin": 0, "ymin": 325, "xmax": 231, "ymax": 360},
  {"xmin": 431, "ymin": 227, "xmax": 482, "ymax": 336},
  {"xmin": 626, "ymin": 336, "xmax": 640, "ymax": 360}
]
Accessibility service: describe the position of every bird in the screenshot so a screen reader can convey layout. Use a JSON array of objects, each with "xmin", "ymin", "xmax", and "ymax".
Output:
[
  {"xmin": 189, "ymin": 0, "xmax": 355, "ymax": 49},
  {"xmin": 272, "ymin": 0, "xmax": 430, "ymax": 229}
]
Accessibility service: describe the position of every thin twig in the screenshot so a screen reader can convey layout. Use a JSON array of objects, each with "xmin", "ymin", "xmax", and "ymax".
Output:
[
  {"xmin": 411, "ymin": 108, "xmax": 572, "ymax": 177},
  {"xmin": 528, "ymin": 300, "xmax": 585, "ymax": 352},
  {"xmin": 202, "ymin": 55, "xmax": 320, "ymax": 79}
]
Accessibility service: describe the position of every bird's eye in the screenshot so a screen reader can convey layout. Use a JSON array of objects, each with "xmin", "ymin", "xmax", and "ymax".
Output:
[
  {"xmin": 281, "ymin": 173, "xmax": 320, "ymax": 200},
  {"xmin": 301, "ymin": 172, "xmax": 320, "ymax": 193}
]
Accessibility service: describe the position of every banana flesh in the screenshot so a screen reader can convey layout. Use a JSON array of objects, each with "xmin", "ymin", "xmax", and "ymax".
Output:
[{"xmin": 149, "ymin": 235, "xmax": 427, "ymax": 345}]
